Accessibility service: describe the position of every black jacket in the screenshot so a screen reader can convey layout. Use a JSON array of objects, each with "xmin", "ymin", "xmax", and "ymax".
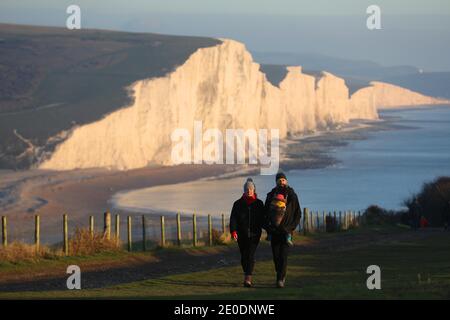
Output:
[
  {"xmin": 230, "ymin": 196, "xmax": 265, "ymax": 238},
  {"xmin": 264, "ymin": 185, "xmax": 302, "ymax": 234}
]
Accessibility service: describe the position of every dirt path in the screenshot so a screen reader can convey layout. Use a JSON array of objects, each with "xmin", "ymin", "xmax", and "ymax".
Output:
[{"xmin": 0, "ymin": 228, "xmax": 440, "ymax": 292}]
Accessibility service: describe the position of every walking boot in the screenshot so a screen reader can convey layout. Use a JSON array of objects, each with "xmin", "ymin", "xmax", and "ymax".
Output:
[
  {"xmin": 244, "ymin": 275, "xmax": 253, "ymax": 287},
  {"xmin": 276, "ymin": 275, "xmax": 285, "ymax": 288}
]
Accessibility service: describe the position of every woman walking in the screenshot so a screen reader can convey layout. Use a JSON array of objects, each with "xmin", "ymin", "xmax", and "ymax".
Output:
[{"xmin": 230, "ymin": 178, "xmax": 265, "ymax": 287}]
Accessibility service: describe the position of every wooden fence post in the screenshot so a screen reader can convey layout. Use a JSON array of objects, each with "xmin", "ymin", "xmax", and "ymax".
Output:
[
  {"xmin": 89, "ymin": 216, "xmax": 94, "ymax": 239},
  {"xmin": 350, "ymin": 211, "xmax": 353, "ymax": 228},
  {"xmin": 333, "ymin": 211, "xmax": 337, "ymax": 231},
  {"xmin": 299, "ymin": 210, "xmax": 302, "ymax": 233},
  {"xmin": 322, "ymin": 211, "xmax": 326, "ymax": 232},
  {"xmin": 316, "ymin": 212, "xmax": 320, "ymax": 232},
  {"xmin": 351, "ymin": 211, "xmax": 355, "ymax": 227},
  {"xmin": 1, "ymin": 216, "xmax": 6, "ymax": 247},
  {"xmin": 350, "ymin": 211, "xmax": 353, "ymax": 229},
  {"xmin": 344, "ymin": 211, "xmax": 347, "ymax": 230},
  {"xmin": 104, "ymin": 211, "xmax": 111, "ymax": 240},
  {"xmin": 345, "ymin": 211, "xmax": 348, "ymax": 229},
  {"xmin": 127, "ymin": 216, "xmax": 132, "ymax": 252},
  {"xmin": 303, "ymin": 208, "xmax": 309, "ymax": 235},
  {"xmin": 222, "ymin": 213, "xmax": 226, "ymax": 234},
  {"xmin": 142, "ymin": 215, "xmax": 146, "ymax": 251},
  {"xmin": 63, "ymin": 214, "xmax": 68, "ymax": 256},
  {"xmin": 176, "ymin": 213, "xmax": 182, "ymax": 247},
  {"xmin": 208, "ymin": 214, "xmax": 213, "ymax": 246},
  {"xmin": 35, "ymin": 215, "xmax": 40, "ymax": 251},
  {"xmin": 193, "ymin": 213, "xmax": 197, "ymax": 247},
  {"xmin": 160, "ymin": 215, "xmax": 166, "ymax": 247},
  {"xmin": 115, "ymin": 214, "xmax": 120, "ymax": 244}
]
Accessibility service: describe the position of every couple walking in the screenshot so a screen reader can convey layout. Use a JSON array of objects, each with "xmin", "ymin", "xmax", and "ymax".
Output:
[{"xmin": 229, "ymin": 172, "xmax": 302, "ymax": 288}]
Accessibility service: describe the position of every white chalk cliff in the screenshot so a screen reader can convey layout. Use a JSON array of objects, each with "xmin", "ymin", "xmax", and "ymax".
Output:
[{"xmin": 39, "ymin": 39, "xmax": 448, "ymax": 170}]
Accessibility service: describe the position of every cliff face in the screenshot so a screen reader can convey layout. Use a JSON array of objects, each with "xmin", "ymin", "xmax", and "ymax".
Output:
[
  {"xmin": 351, "ymin": 81, "xmax": 449, "ymax": 109},
  {"xmin": 38, "ymin": 39, "xmax": 447, "ymax": 171}
]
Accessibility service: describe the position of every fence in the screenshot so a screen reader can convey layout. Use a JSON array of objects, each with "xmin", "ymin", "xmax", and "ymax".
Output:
[
  {"xmin": 0, "ymin": 208, "xmax": 365, "ymax": 256},
  {"xmin": 299, "ymin": 208, "xmax": 364, "ymax": 234}
]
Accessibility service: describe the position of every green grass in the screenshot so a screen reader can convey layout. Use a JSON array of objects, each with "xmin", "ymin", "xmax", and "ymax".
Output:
[{"xmin": 1, "ymin": 227, "xmax": 449, "ymax": 299}]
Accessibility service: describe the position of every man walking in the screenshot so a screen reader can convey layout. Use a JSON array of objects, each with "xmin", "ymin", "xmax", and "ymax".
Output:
[{"xmin": 264, "ymin": 172, "xmax": 301, "ymax": 288}]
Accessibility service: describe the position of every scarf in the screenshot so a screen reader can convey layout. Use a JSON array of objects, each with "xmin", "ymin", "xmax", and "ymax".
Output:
[{"xmin": 242, "ymin": 193, "xmax": 257, "ymax": 205}]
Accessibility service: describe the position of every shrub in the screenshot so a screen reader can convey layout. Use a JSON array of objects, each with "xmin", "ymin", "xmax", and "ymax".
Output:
[
  {"xmin": 0, "ymin": 242, "xmax": 54, "ymax": 264},
  {"xmin": 69, "ymin": 228, "xmax": 121, "ymax": 256},
  {"xmin": 212, "ymin": 228, "xmax": 231, "ymax": 245},
  {"xmin": 364, "ymin": 205, "xmax": 399, "ymax": 225},
  {"xmin": 403, "ymin": 176, "xmax": 450, "ymax": 227}
]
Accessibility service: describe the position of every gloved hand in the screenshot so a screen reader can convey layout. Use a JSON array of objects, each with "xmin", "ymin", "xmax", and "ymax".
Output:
[{"xmin": 231, "ymin": 231, "xmax": 238, "ymax": 241}]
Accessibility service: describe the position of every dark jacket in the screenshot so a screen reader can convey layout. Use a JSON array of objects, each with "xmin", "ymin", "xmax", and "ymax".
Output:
[
  {"xmin": 230, "ymin": 196, "xmax": 265, "ymax": 238},
  {"xmin": 264, "ymin": 185, "xmax": 302, "ymax": 234}
]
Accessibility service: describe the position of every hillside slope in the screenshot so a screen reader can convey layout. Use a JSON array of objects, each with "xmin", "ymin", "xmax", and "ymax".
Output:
[{"xmin": 0, "ymin": 23, "xmax": 220, "ymax": 169}]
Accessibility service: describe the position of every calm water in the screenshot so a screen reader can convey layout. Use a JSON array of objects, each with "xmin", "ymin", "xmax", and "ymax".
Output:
[{"xmin": 112, "ymin": 106, "xmax": 450, "ymax": 216}]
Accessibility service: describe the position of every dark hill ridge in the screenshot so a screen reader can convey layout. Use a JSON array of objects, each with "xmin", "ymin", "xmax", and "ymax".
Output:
[
  {"xmin": 259, "ymin": 64, "xmax": 370, "ymax": 95},
  {"xmin": 0, "ymin": 23, "xmax": 220, "ymax": 169},
  {"xmin": 381, "ymin": 72, "xmax": 450, "ymax": 100},
  {"xmin": 253, "ymin": 51, "xmax": 419, "ymax": 80}
]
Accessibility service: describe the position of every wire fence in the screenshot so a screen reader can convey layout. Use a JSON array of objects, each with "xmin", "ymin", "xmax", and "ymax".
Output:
[{"xmin": 1, "ymin": 208, "xmax": 366, "ymax": 255}]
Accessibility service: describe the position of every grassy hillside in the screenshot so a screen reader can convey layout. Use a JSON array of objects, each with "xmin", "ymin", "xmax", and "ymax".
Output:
[
  {"xmin": 0, "ymin": 23, "xmax": 220, "ymax": 169},
  {"xmin": 1, "ymin": 226, "xmax": 449, "ymax": 299}
]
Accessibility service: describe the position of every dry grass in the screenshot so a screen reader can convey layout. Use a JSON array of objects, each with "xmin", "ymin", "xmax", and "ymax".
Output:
[
  {"xmin": 0, "ymin": 228, "xmax": 122, "ymax": 263},
  {"xmin": 0, "ymin": 242, "xmax": 54, "ymax": 264},
  {"xmin": 68, "ymin": 228, "xmax": 121, "ymax": 256},
  {"xmin": 212, "ymin": 228, "xmax": 232, "ymax": 245}
]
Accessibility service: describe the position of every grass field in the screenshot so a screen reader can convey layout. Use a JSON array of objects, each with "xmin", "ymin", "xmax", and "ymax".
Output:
[{"xmin": 0, "ymin": 226, "xmax": 449, "ymax": 299}]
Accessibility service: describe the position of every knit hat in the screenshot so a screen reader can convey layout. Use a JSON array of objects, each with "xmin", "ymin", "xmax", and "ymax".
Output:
[
  {"xmin": 275, "ymin": 194, "xmax": 285, "ymax": 201},
  {"xmin": 276, "ymin": 172, "xmax": 287, "ymax": 181},
  {"xmin": 243, "ymin": 177, "xmax": 256, "ymax": 192}
]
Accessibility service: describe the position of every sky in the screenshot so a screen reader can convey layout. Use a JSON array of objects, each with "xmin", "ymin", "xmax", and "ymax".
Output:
[{"xmin": 1, "ymin": 0, "xmax": 449, "ymax": 71}]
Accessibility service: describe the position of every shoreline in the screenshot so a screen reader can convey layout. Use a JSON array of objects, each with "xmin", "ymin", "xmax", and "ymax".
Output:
[
  {"xmin": 109, "ymin": 117, "xmax": 391, "ymax": 216},
  {"xmin": 111, "ymin": 105, "xmax": 450, "ymax": 216}
]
